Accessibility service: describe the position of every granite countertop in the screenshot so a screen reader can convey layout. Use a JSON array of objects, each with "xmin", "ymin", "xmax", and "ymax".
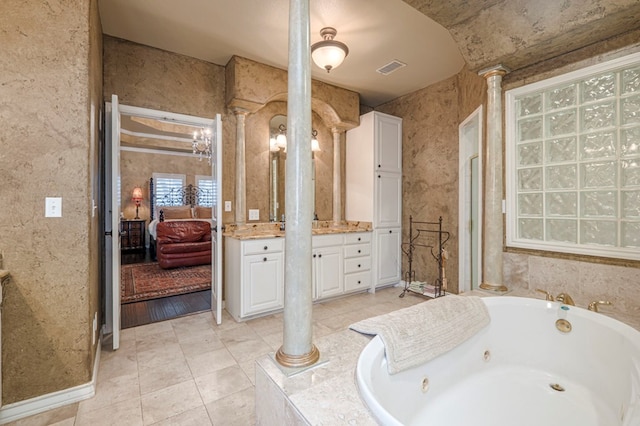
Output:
[{"xmin": 223, "ymin": 221, "xmax": 372, "ymax": 240}]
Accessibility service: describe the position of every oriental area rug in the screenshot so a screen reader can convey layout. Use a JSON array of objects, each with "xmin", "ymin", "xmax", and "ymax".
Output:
[{"xmin": 121, "ymin": 262, "xmax": 211, "ymax": 303}]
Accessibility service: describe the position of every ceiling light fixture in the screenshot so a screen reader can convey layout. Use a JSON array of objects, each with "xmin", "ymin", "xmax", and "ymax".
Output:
[{"xmin": 311, "ymin": 27, "xmax": 349, "ymax": 73}]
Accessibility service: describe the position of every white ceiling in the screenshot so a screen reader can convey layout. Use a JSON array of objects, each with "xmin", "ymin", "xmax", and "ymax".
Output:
[{"xmin": 98, "ymin": 0, "xmax": 465, "ymax": 107}]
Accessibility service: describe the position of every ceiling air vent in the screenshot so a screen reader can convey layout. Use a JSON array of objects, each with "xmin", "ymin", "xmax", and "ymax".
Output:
[{"xmin": 376, "ymin": 60, "xmax": 407, "ymax": 76}]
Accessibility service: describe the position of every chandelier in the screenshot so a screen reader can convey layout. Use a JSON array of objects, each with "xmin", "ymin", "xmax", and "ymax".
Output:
[
  {"xmin": 311, "ymin": 27, "xmax": 349, "ymax": 73},
  {"xmin": 192, "ymin": 127, "xmax": 213, "ymax": 164}
]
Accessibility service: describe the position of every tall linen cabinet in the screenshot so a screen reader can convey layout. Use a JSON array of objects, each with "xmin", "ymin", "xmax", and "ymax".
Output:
[{"xmin": 346, "ymin": 111, "xmax": 402, "ymax": 289}]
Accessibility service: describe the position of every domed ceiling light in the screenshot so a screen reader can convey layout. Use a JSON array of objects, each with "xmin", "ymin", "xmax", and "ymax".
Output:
[{"xmin": 311, "ymin": 27, "xmax": 349, "ymax": 73}]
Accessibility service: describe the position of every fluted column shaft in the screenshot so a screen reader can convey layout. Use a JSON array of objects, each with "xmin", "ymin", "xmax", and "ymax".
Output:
[
  {"xmin": 276, "ymin": 0, "xmax": 319, "ymax": 368},
  {"xmin": 479, "ymin": 65, "xmax": 509, "ymax": 292},
  {"xmin": 234, "ymin": 109, "xmax": 247, "ymax": 224},
  {"xmin": 332, "ymin": 128, "xmax": 342, "ymax": 224}
]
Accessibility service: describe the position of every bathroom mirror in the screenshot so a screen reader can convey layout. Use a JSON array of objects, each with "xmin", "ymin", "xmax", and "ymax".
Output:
[
  {"xmin": 269, "ymin": 115, "xmax": 287, "ymax": 221},
  {"xmin": 268, "ymin": 114, "xmax": 321, "ymax": 222}
]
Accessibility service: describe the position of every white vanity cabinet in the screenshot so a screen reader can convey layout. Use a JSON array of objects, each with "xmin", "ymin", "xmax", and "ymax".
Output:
[
  {"xmin": 225, "ymin": 237, "xmax": 284, "ymax": 321},
  {"xmin": 346, "ymin": 111, "xmax": 403, "ymax": 289},
  {"xmin": 374, "ymin": 227, "xmax": 402, "ymax": 287},
  {"xmin": 343, "ymin": 232, "xmax": 372, "ymax": 293},
  {"xmin": 312, "ymin": 234, "xmax": 343, "ymax": 300}
]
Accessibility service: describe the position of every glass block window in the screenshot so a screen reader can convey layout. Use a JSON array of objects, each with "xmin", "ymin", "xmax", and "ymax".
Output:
[{"xmin": 506, "ymin": 52, "xmax": 640, "ymax": 260}]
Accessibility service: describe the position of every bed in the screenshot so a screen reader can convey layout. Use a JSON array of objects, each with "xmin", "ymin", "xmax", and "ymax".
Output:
[{"xmin": 148, "ymin": 179, "xmax": 216, "ymax": 259}]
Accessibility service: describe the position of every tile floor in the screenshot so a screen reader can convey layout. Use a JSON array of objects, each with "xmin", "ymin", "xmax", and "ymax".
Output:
[{"xmin": 8, "ymin": 286, "xmax": 424, "ymax": 426}]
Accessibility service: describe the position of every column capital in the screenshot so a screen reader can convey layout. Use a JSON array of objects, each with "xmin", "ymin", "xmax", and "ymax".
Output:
[
  {"xmin": 478, "ymin": 64, "xmax": 510, "ymax": 79},
  {"xmin": 232, "ymin": 107, "xmax": 250, "ymax": 117}
]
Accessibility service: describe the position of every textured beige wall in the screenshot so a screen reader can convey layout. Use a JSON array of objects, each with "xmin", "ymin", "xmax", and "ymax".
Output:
[
  {"xmin": 0, "ymin": 0, "xmax": 102, "ymax": 403},
  {"xmin": 376, "ymin": 67, "xmax": 485, "ymax": 294},
  {"xmin": 102, "ymin": 36, "xmax": 236, "ymax": 224}
]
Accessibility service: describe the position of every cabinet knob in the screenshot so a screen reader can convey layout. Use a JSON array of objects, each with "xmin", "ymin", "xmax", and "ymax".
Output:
[
  {"xmin": 357, "ymin": 249, "xmax": 361, "ymax": 253},
  {"xmin": 357, "ymin": 237, "xmax": 361, "ymax": 241},
  {"xmin": 313, "ymin": 254, "xmax": 316, "ymax": 258},
  {"xmin": 389, "ymin": 230, "xmax": 392, "ymax": 233},
  {"xmin": 318, "ymin": 254, "xmax": 322, "ymax": 258},
  {"xmin": 378, "ymin": 175, "xmax": 381, "ymax": 178},
  {"xmin": 358, "ymin": 264, "xmax": 361, "ymax": 268},
  {"xmin": 378, "ymin": 164, "xmax": 381, "ymax": 168},
  {"xmin": 263, "ymin": 257, "xmax": 267, "ymax": 262},
  {"xmin": 263, "ymin": 246, "xmax": 268, "ymax": 250},
  {"xmin": 358, "ymin": 280, "xmax": 361, "ymax": 284}
]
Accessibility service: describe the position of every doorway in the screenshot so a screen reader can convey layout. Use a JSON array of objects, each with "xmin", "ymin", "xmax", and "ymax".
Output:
[
  {"xmin": 104, "ymin": 95, "xmax": 223, "ymax": 350},
  {"xmin": 458, "ymin": 106, "xmax": 483, "ymax": 293}
]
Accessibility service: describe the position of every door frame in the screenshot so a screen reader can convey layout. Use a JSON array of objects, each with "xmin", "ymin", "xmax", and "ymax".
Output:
[
  {"xmin": 458, "ymin": 106, "xmax": 483, "ymax": 293},
  {"xmin": 104, "ymin": 97, "xmax": 223, "ymax": 349}
]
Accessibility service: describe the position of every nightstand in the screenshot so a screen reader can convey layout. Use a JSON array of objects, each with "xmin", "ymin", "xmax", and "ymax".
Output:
[{"xmin": 120, "ymin": 219, "xmax": 146, "ymax": 251}]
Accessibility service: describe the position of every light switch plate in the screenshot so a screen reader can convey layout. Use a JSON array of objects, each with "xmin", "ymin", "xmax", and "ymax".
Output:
[
  {"xmin": 249, "ymin": 209, "xmax": 260, "ymax": 220},
  {"xmin": 224, "ymin": 201, "xmax": 232, "ymax": 212},
  {"xmin": 45, "ymin": 197, "xmax": 62, "ymax": 217}
]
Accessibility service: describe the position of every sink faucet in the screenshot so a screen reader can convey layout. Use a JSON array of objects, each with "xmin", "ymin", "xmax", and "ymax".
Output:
[
  {"xmin": 280, "ymin": 214, "xmax": 285, "ymax": 231},
  {"xmin": 555, "ymin": 293, "xmax": 575, "ymax": 306}
]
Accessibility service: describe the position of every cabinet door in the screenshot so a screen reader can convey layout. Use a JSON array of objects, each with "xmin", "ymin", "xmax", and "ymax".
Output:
[
  {"xmin": 314, "ymin": 247, "xmax": 343, "ymax": 300},
  {"xmin": 243, "ymin": 253, "xmax": 284, "ymax": 316},
  {"xmin": 375, "ymin": 172, "xmax": 402, "ymax": 228},
  {"xmin": 374, "ymin": 113, "xmax": 402, "ymax": 173},
  {"xmin": 374, "ymin": 228, "xmax": 402, "ymax": 287}
]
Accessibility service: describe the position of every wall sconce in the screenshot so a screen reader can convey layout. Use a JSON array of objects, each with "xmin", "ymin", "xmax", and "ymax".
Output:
[
  {"xmin": 269, "ymin": 125, "xmax": 321, "ymax": 153},
  {"xmin": 311, "ymin": 27, "xmax": 349, "ymax": 73},
  {"xmin": 132, "ymin": 187, "xmax": 143, "ymax": 219}
]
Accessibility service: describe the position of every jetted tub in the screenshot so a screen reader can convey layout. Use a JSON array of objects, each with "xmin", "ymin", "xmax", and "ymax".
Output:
[{"xmin": 356, "ymin": 296, "xmax": 640, "ymax": 426}]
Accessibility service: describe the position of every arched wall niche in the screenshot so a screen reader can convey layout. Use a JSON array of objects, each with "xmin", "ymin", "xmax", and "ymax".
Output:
[{"xmin": 226, "ymin": 55, "xmax": 359, "ymax": 223}]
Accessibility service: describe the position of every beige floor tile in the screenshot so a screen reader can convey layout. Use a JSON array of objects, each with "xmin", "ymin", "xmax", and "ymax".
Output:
[
  {"xmin": 140, "ymin": 380, "xmax": 203, "ymax": 425},
  {"xmin": 245, "ymin": 313, "xmax": 283, "ymax": 336},
  {"xmin": 185, "ymin": 347, "xmax": 238, "ymax": 378},
  {"xmin": 216, "ymin": 323, "xmax": 260, "ymax": 345},
  {"xmin": 179, "ymin": 332, "xmax": 226, "ymax": 358},
  {"xmin": 149, "ymin": 405, "xmax": 213, "ymax": 426},
  {"xmin": 78, "ymin": 372, "xmax": 140, "ymax": 414},
  {"xmin": 205, "ymin": 387, "xmax": 255, "ymax": 426},
  {"xmin": 137, "ymin": 342, "xmax": 186, "ymax": 370},
  {"xmin": 98, "ymin": 345, "xmax": 138, "ymax": 380},
  {"xmin": 75, "ymin": 397, "xmax": 143, "ymax": 426},
  {"xmin": 136, "ymin": 329, "xmax": 179, "ymax": 353},
  {"xmin": 138, "ymin": 357, "xmax": 193, "ymax": 395},
  {"xmin": 135, "ymin": 320, "xmax": 175, "ymax": 338},
  {"xmin": 225, "ymin": 337, "xmax": 273, "ymax": 363},
  {"xmin": 194, "ymin": 365, "xmax": 253, "ymax": 404},
  {"xmin": 259, "ymin": 329, "xmax": 283, "ymax": 351}
]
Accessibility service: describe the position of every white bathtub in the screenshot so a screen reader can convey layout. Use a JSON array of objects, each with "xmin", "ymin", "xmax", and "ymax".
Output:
[{"xmin": 356, "ymin": 296, "xmax": 640, "ymax": 426}]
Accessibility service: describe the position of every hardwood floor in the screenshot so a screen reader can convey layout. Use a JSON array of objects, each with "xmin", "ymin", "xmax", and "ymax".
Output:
[
  {"xmin": 121, "ymin": 289, "xmax": 211, "ymax": 329},
  {"xmin": 120, "ymin": 248, "xmax": 211, "ymax": 329}
]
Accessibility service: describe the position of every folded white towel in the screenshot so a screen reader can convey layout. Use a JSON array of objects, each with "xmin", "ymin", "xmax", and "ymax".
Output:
[{"xmin": 349, "ymin": 295, "xmax": 490, "ymax": 374}]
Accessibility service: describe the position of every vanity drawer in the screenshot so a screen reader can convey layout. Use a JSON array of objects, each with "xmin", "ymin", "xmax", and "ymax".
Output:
[
  {"xmin": 243, "ymin": 238, "xmax": 284, "ymax": 255},
  {"xmin": 344, "ymin": 257, "xmax": 371, "ymax": 274},
  {"xmin": 344, "ymin": 271, "xmax": 371, "ymax": 292},
  {"xmin": 312, "ymin": 234, "xmax": 343, "ymax": 248},
  {"xmin": 344, "ymin": 232, "xmax": 371, "ymax": 245},
  {"xmin": 344, "ymin": 243, "xmax": 371, "ymax": 259}
]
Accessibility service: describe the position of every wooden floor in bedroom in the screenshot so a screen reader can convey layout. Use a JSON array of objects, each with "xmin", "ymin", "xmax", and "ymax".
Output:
[
  {"xmin": 120, "ymin": 248, "xmax": 212, "ymax": 329},
  {"xmin": 121, "ymin": 289, "xmax": 212, "ymax": 329}
]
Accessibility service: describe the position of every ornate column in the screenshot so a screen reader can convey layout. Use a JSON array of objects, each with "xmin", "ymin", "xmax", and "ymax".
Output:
[
  {"xmin": 479, "ymin": 64, "xmax": 509, "ymax": 292},
  {"xmin": 234, "ymin": 109, "xmax": 248, "ymax": 224},
  {"xmin": 332, "ymin": 128, "xmax": 342, "ymax": 224},
  {"xmin": 276, "ymin": 0, "xmax": 319, "ymax": 368}
]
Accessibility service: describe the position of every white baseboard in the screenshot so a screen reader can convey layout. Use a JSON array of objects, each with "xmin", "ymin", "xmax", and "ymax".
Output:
[{"xmin": 0, "ymin": 336, "xmax": 101, "ymax": 424}]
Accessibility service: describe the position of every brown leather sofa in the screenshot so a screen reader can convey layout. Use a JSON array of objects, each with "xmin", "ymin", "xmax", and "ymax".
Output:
[{"xmin": 156, "ymin": 221, "xmax": 212, "ymax": 269}]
